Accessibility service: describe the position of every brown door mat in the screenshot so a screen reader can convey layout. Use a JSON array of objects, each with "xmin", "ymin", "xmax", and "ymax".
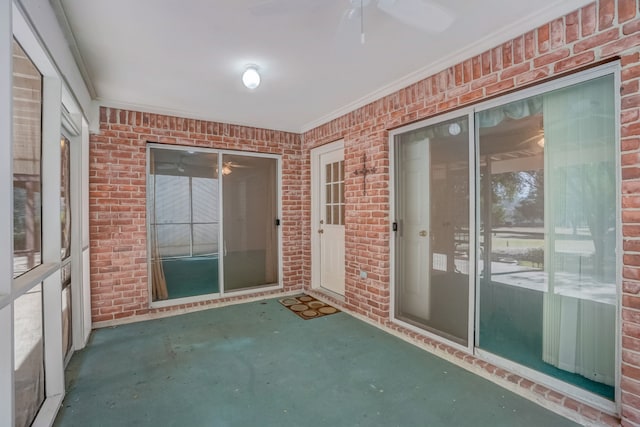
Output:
[{"xmin": 279, "ymin": 294, "xmax": 341, "ymax": 320}]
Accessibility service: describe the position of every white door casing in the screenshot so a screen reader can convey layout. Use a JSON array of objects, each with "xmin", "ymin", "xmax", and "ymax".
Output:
[{"xmin": 311, "ymin": 141, "xmax": 345, "ymax": 295}]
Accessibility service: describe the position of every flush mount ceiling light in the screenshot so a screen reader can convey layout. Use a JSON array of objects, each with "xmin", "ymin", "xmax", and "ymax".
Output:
[{"xmin": 242, "ymin": 66, "xmax": 261, "ymax": 89}]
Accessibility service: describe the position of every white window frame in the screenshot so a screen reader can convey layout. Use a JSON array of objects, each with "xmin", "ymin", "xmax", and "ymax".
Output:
[{"xmin": 0, "ymin": 3, "xmax": 91, "ymax": 426}]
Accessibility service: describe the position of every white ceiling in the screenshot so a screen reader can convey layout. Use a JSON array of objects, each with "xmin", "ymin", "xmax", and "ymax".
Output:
[{"xmin": 56, "ymin": 0, "xmax": 591, "ymax": 133}]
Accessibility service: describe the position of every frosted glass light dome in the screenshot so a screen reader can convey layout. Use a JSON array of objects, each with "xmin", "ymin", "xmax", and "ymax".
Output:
[{"xmin": 242, "ymin": 67, "xmax": 261, "ymax": 89}]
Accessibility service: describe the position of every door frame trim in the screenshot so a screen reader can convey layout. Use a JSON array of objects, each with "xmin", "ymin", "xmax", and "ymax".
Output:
[{"xmin": 310, "ymin": 139, "xmax": 344, "ymax": 293}]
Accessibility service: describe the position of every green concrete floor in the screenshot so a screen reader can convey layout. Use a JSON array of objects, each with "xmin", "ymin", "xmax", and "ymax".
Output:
[{"xmin": 54, "ymin": 298, "xmax": 579, "ymax": 427}]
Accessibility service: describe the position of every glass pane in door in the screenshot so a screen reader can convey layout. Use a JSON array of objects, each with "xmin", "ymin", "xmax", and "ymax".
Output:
[
  {"xmin": 222, "ymin": 155, "xmax": 278, "ymax": 291},
  {"xmin": 149, "ymin": 148, "xmax": 220, "ymax": 301},
  {"xmin": 395, "ymin": 116, "xmax": 470, "ymax": 346},
  {"xmin": 476, "ymin": 75, "xmax": 616, "ymax": 399}
]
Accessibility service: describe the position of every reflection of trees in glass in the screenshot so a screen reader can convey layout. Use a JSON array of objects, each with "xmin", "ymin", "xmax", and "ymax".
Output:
[
  {"xmin": 487, "ymin": 170, "xmax": 544, "ymax": 226},
  {"xmin": 553, "ymin": 161, "xmax": 615, "ymax": 281},
  {"xmin": 514, "ymin": 170, "xmax": 543, "ymax": 225}
]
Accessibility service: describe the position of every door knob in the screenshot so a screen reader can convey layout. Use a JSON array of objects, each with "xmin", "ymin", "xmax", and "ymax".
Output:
[
  {"xmin": 419, "ymin": 230, "xmax": 428, "ymax": 237},
  {"xmin": 318, "ymin": 229, "xmax": 324, "ymax": 234}
]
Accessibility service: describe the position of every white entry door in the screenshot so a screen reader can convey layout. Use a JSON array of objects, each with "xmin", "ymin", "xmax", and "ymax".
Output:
[{"xmin": 312, "ymin": 142, "xmax": 345, "ymax": 295}]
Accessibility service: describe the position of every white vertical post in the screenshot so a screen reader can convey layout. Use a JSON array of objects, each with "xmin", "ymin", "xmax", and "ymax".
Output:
[
  {"xmin": 0, "ymin": 1, "xmax": 14, "ymax": 426},
  {"xmin": 81, "ymin": 118, "xmax": 91, "ymax": 344},
  {"xmin": 70, "ymin": 115, "xmax": 84, "ymax": 349},
  {"xmin": 41, "ymin": 77, "xmax": 62, "ymax": 264},
  {"xmin": 41, "ymin": 76, "xmax": 64, "ymax": 396}
]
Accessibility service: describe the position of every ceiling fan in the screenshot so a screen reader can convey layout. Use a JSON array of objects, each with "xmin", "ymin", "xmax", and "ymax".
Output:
[
  {"xmin": 251, "ymin": 0, "xmax": 455, "ymax": 42},
  {"xmin": 344, "ymin": 0, "xmax": 454, "ymax": 40},
  {"xmin": 219, "ymin": 161, "xmax": 250, "ymax": 175}
]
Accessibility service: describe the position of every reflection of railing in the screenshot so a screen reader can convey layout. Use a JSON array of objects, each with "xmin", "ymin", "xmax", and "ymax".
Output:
[{"xmin": 150, "ymin": 221, "xmax": 219, "ymax": 259}]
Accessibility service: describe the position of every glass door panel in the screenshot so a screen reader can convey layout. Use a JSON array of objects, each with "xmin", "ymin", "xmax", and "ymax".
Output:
[
  {"xmin": 222, "ymin": 154, "xmax": 278, "ymax": 292},
  {"xmin": 149, "ymin": 148, "xmax": 220, "ymax": 301},
  {"xmin": 476, "ymin": 75, "xmax": 616, "ymax": 399},
  {"xmin": 395, "ymin": 116, "xmax": 470, "ymax": 346}
]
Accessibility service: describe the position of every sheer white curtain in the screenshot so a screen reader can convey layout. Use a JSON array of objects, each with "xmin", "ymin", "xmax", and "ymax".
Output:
[{"xmin": 542, "ymin": 75, "xmax": 616, "ymax": 386}]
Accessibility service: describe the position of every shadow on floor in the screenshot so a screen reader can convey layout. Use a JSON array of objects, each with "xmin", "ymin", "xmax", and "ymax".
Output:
[{"xmin": 54, "ymin": 298, "xmax": 579, "ymax": 427}]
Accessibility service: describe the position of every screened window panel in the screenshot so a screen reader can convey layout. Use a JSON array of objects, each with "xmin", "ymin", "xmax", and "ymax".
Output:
[
  {"xmin": 14, "ymin": 284, "xmax": 45, "ymax": 427},
  {"xmin": 12, "ymin": 39, "xmax": 42, "ymax": 278}
]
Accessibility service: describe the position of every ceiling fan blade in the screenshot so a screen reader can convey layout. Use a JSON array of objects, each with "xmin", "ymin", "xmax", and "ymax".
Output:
[
  {"xmin": 249, "ymin": 0, "xmax": 318, "ymax": 16},
  {"xmin": 344, "ymin": 6, "xmax": 361, "ymax": 21},
  {"xmin": 156, "ymin": 163, "xmax": 176, "ymax": 170},
  {"xmin": 225, "ymin": 161, "xmax": 251, "ymax": 169},
  {"xmin": 377, "ymin": 0, "xmax": 454, "ymax": 33},
  {"xmin": 336, "ymin": 6, "xmax": 359, "ymax": 40}
]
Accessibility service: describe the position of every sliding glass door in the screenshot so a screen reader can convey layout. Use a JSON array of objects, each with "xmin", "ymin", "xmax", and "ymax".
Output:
[
  {"xmin": 148, "ymin": 147, "xmax": 279, "ymax": 302},
  {"xmin": 392, "ymin": 67, "xmax": 618, "ymax": 403}
]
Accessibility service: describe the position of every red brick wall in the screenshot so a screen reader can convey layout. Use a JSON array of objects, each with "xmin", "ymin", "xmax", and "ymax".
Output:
[
  {"xmin": 89, "ymin": 108, "xmax": 303, "ymax": 322},
  {"xmin": 301, "ymin": 1, "xmax": 639, "ymax": 425}
]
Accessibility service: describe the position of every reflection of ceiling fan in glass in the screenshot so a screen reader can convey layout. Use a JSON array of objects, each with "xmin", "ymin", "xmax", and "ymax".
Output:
[
  {"xmin": 218, "ymin": 161, "xmax": 250, "ymax": 176},
  {"xmin": 155, "ymin": 157, "xmax": 249, "ymax": 176}
]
